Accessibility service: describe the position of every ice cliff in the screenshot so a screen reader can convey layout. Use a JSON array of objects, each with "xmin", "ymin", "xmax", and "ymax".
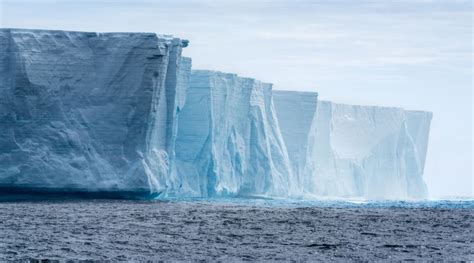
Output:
[
  {"xmin": 0, "ymin": 28, "xmax": 189, "ymax": 194},
  {"xmin": 273, "ymin": 91, "xmax": 319, "ymax": 195},
  {"xmin": 309, "ymin": 101, "xmax": 432, "ymax": 199},
  {"xmin": 0, "ymin": 28, "xmax": 433, "ymax": 199},
  {"xmin": 273, "ymin": 93, "xmax": 432, "ymax": 199},
  {"xmin": 174, "ymin": 70, "xmax": 293, "ymax": 197}
]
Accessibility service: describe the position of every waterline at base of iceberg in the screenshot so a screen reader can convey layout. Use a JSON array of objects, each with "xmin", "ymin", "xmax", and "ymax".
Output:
[{"xmin": 1, "ymin": 186, "xmax": 471, "ymax": 209}]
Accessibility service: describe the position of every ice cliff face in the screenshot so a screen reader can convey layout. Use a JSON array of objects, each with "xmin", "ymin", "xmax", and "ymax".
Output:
[
  {"xmin": 0, "ymin": 28, "xmax": 189, "ymax": 193},
  {"xmin": 309, "ymin": 101, "xmax": 431, "ymax": 199},
  {"xmin": 0, "ymin": 28, "xmax": 433, "ymax": 199},
  {"xmin": 403, "ymin": 111, "xmax": 432, "ymax": 197},
  {"xmin": 273, "ymin": 91, "xmax": 318, "ymax": 196},
  {"xmin": 273, "ymin": 93, "xmax": 432, "ymax": 199},
  {"xmin": 174, "ymin": 70, "xmax": 293, "ymax": 197}
]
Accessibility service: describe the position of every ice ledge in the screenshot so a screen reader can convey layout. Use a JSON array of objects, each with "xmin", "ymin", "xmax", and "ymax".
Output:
[
  {"xmin": 319, "ymin": 99, "xmax": 433, "ymax": 115},
  {"xmin": 0, "ymin": 28, "xmax": 190, "ymax": 48}
]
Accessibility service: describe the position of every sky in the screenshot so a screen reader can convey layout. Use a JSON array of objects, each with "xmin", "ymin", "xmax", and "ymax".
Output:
[{"xmin": 1, "ymin": 0, "xmax": 472, "ymax": 197}]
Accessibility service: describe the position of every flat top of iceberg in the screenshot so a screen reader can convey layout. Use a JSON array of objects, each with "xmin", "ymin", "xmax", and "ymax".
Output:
[
  {"xmin": 273, "ymin": 90, "xmax": 318, "ymax": 97},
  {"xmin": 320, "ymin": 100, "xmax": 432, "ymax": 115},
  {"xmin": 0, "ymin": 28, "xmax": 189, "ymax": 46},
  {"xmin": 192, "ymin": 69, "xmax": 273, "ymax": 87}
]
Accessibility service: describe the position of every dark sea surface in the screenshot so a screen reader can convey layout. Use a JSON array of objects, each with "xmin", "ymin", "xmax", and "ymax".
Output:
[{"xmin": 0, "ymin": 198, "xmax": 472, "ymax": 261}]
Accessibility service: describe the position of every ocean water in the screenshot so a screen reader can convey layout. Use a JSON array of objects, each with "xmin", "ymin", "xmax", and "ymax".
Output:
[
  {"xmin": 0, "ymin": 197, "xmax": 472, "ymax": 261},
  {"xmin": 161, "ymin": 197, "xmax": 474, "ymax": 209}
]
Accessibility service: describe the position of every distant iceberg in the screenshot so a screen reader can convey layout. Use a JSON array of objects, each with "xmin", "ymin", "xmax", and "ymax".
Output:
[
  {"xmin": 0, "ymin": 29, "xmax": 432, "ymax": 199},
  {"xmin": 274, "ymin": 94, "xmax": 431, "ymax": 199},
  {"xmin": 310, "ymin": 101, "xmax": 431, "ymax": 199}
]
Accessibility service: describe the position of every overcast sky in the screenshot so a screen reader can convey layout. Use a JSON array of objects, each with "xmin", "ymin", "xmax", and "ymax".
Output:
[{"xmin": 1, "ymin": 0, "xmax": 472, "ymax": 197}]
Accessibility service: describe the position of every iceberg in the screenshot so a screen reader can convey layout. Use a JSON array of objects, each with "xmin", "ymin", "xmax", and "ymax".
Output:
[
  {"xmin": 309, "ymin": 101, "xmax": 432, "ymax": 199},
  {"xmin": 0, "ymin": 28, "xmax": 433, "ymax": 200},
  {"xmin": 0, "ymin": 28, "xmax": 189, "ymax": 194},
  {"xmin": 273, "ymin": 93, "xmax": 432, "ymax": 199},
  {"xmin": 174, "ymin": 70, "xmax": 293, "ymax": 197}
]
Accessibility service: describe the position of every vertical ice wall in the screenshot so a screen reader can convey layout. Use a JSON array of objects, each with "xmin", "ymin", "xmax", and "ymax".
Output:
[
  {"xmin": 273, "ymin": 91, "xmax": 318, "ymax": 195},
  {"xmin": 144, "ymin": 53, "xmax": 193, "ymax": 194},
  {"xmin": 0, "ymin": 28, "xmax": 188, "ymax": 194},
  {"xmin": 164, "ymin": 57, "xmax": 192, "ymax": 195},
  {"xmin": 273, "ymin": 91, "xmax": 432, "ymax": 199},
  {"xmin": 404, "ymin": 111, "xmax": 433, "ymax": 197},
  {"xmin": 174, "ymin": 70, "xmax": 293, "ymax": 197},
  {"xmin": 308, "ymin": 101, "xmax": 432, "ymax": 199}
]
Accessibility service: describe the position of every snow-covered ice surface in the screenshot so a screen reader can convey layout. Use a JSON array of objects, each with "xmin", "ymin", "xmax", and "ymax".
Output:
[
  {"xmin": 0, "ymin": 199, "xmax": 472, "ymax": 261},
  {"xmin": 0, "ymin": 28, "xmax": 188, "ymax": 194},
  {"xmin": 174, "ymin": 70, "xmax": 293, "ymax": 197}
]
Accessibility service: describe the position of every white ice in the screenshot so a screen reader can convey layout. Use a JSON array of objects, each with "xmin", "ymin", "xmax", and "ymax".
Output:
[
  {"xmin": 173, "ymin": 70, "xmax": 293, "ymax": 197},
  {"xmin": 0, "ymin": 28, "xmax": 433, "ymax": 200},
  {"xmin": 0, "ymin": 29, "xmax": 188, "ymax": 193}
]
